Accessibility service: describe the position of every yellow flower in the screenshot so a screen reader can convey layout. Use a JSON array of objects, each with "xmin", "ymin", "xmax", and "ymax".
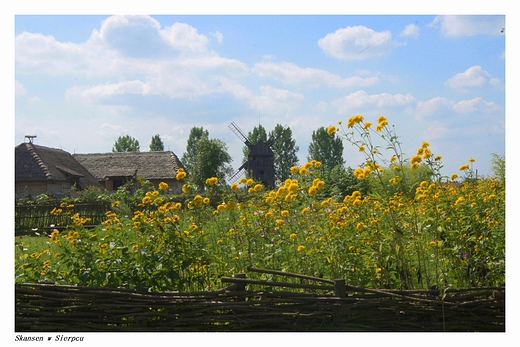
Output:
[
  {"xmin": 193, "ymin": 195, "xmax": 203, "ymax": 206},
  {"xmin": 363, "ymin": 122, "xmax": 372, "ymax": 130},
  {"xmin": 358, "ymin": 145, "xmax": 365, "ymax": 152},
  {"xmin": 429, "ymin": 240, "xmax": 437, "ymax": 246},
  {"xmin": 411, "ymin": 155, "xmax": 422, "ymax": 165},
  {"xmin": 239, "ymin": 177, "xmax": 247, "ymax": 184},
  {"xmin": 217, "ymin": 203, "xmax": 227, "ymax": 212},
  {"xmin": 276, "ymin": 219, "xmax": 285, "ymax": 227},
  {"xmin": 468, "ymin": 158, "xmax": 475, "ymax": 163},
  {"xmin": 297, "ymin": 245, "xmax": 305, "ymax": 252},
  {"xmin": 159, "ymin": 182, "xmax": 169, "ymax": 190},
  {"xmin": 231, "ymin": 182, "xmax": 239, "ymax": 192},
  {"xmin": 290, "ymin": 166, "xmax": 299, "ymax": 174},
  {"xmin": 455, "ymin": 196, "xmax": 465, "ymax": 205},
  {"xmin": 435, "ymin": 155, "xmax": 442, "ymax": 161},
  {"xmin": 289, "ymin": 233, "xmax": 297, "ymax": 240},
  {"xmin": 141, "ymin": 196, "xmax": 152, "ymax": 204},
  {"xmin": 281, "ymin": 210, "xmax": 289, "ymax": 217},
  {"xmin": 301, "ymin": 207, "xmax": 309, "ymax": 215},
  {"xmin": 205, "ymin": 177, "xmax": 218, "ymax": 186},
  {"xmin": 459, "ymin": 164, "xmax": 470, "ymax": 171},
  {"xmin": 308, "ymin": 186, "xmax": 317, "ymax": 196},
  {"xmin": 176, "ymin": 170, "xmax": 186, "ymax": 180},
  {"xmin": 246, "ymin": 178, "xmax": 254, "ymax": 187},
  {"xmin": 182, "ymin": 184, "xmax": 192, "ymax": 194},
  {"xmin": 253, "ymin": 184, "xmax": 263, "ymax": 192},
  {"xmin": 203, "ymin": 197, "xmax": 210, "ymax": 205},
  {"xmin": 421, "ymin": 141, "xmax": 430, "ymax": 149},
  {"xmin": 451, "ymin": 173, "xmax": 458, "ymax": 180},
  {"xmin": 377, "ymin": 115, "xmax": 387, "ymax": 124},
  {"xmin": 347, "ymin": 114, "xmax": 364, "ymax": 128},
  {"xmin": 327, "ymin": 125, "xmax": 338, "ymax": 135},
  {"xmin": 111, "ymin": 200, "xmax": 120, "ymax": 207}
]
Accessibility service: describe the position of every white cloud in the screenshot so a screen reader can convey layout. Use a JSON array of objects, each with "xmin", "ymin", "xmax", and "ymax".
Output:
[
  {"xmin": 65, "ymin": 80, "xmax": 151, "ymax": 102},
  {"xmin": 318, "ymin": 25, "xmax": 399, "ymax": 60},
  {"xmin": 415, "ymin": 97, "xmax": 454, "ymax": 118},
  {"xmin": 253, "ymin": 61, "xmax": 380, "ymax": 88},
  {"xmin": 15, "ymin": 80, "xmax": 27, "ymax": 96},
  {"xmin": 331, "ymin": 90, "xmax": 416, "ymax": 114},
  {"xmin": 159, "ymin": 22, "xmax": 210, "ymax": 52},
  {"xmin": 248, "ymin": 85, "xmax": 304, "ymax": 112},
  {"xmin": 446, "ymin": 65, "xmax": 497, "ymax": 92},
  {"xmin": 211, "ymin": 31, "xmax": 224, "ymax": 44},
  {"xmin": 400, "ymin": 23, "xmax": 419, "ymax": 38},
  {"xmin": 96, "ymin": 123, "xmax": 127, "ymax": 138},
  {"xmin": 453, "ymin": 97, "xmax": 482, "ymax": 114},
  {"xmin": 430, "ymin": 15, "xmax": 505, "ymax": 37}
]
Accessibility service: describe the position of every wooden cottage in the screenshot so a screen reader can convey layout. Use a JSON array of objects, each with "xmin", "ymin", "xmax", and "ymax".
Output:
[
  {"xmin": 15, "ymin": 142, "xmax": 103, "ymax": 199},
  {"xmin": 73, "ymin": 151, "xmax": 185, "ymax": 193}
]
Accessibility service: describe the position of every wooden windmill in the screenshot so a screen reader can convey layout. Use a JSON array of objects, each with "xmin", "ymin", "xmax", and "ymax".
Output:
[{"xmin": 228, "ymin": 122, "xmax": 288, "ymax": 188}]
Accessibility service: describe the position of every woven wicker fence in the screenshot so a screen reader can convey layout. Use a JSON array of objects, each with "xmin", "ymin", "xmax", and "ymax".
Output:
[
  {"xmin": 15, "ymin": 202, "xmax": 110, "ymax": 235},
  {"xmin": 15, "ymin": 266, "xmax": 505, "ymax": 332}
]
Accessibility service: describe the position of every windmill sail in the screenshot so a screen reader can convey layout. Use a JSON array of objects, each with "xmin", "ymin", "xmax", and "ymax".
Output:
[{"xmin": 229, "ymin": 122, "xmax": 252, "ymax": 148}]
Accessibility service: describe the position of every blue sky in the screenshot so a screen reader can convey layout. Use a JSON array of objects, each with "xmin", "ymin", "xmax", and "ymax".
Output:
[{"xmin": 14, "ymin": 13, "xmax": 506, "ymax": 178}]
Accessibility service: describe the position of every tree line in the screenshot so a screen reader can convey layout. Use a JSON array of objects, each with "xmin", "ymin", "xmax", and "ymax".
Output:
[{"xmin": 111, "ymin": 124, "xmax": 349, "ymax": 192}]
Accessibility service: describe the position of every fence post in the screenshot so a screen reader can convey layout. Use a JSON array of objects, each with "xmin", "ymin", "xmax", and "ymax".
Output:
[
  {"xmin": 233, "ymin": 273, "xmax": 247, "ymax": 302},
  {"xmin": 334, "ymin": 279, "xmax": 346, "ymax": 298}
]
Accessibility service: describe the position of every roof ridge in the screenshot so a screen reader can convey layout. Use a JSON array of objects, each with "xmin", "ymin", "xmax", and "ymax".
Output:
[{"xmin": 26, "ymin": 143, "xmax": 53, "ymax": 180}]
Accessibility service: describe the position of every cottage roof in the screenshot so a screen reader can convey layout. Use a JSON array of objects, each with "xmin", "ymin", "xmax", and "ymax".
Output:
[
  {"xmin": 73, "ymin": 151, "xmax": 185, "ymax": 181},
  {"xmin": 15, "ymin": 142, "xmax": 102, "ymax": 188}
]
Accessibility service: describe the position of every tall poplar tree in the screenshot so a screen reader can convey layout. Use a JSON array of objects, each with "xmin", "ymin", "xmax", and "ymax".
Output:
[
  {"xmin": 182, "ymin": 126, "xmax": 209, "ymax": 174},
  {"xmin": 307, "ymin": 126, "xmax": 344, "ymax": 169},
  {"xmin": 149, "ymin": 134, "xmax": 165, "ymax": 151},
  {"xmin": 269, "ymin": 124, "xmax": 299, "ymax": 180}
]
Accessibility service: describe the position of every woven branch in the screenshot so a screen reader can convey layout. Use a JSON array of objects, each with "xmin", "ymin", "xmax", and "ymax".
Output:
[{"xmin": 15, "ymin": 270, "xmax": 505, "ymax": 332}]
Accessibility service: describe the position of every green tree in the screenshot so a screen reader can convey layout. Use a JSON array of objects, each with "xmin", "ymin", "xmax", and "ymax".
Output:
[
  {"xmin": 149, "ymin": 134, "xmax": 165, "ymax": 151},
  {"xmin": 182, "ymin": 127, "xmax": 209, "ymax": 174},
  {"xmin": 190, "ymin": 135, "xmax": 233, "ymax": 191},
  {"xmin": 307, "ymin": 126, "xmax": 344, "ymax": 169},
  {"xmin": 491, "ymin": 153, "xmax": 505, "ymax": 185},
  {"xmin": 112, "ymin": 135, "xmax": 140, "ymax": 152},
  {"xmin": 269, "ymin": 124, "xmax": 299, "ymax": 181}
]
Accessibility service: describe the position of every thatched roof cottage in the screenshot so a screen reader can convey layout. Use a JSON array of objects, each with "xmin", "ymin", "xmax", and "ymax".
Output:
[
  {"xmin": 73, "ymin": 151, "xmax": 186, "ymax": 193},
  {"xmin": 15, "ymin": 142, "xmax": 103, "ymax": 199}
]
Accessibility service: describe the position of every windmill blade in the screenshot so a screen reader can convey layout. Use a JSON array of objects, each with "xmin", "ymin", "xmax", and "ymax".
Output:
[
  {"xmin": 229, "ymin": 122, "xmax": 252, "ymax": 148},
  {"xmin": 266, "ymin": 124, "xmax": 290, "ymax": 147},
  {"xmin": 228, "ymin": 165, "xmax": 246, "ymax": 183}
]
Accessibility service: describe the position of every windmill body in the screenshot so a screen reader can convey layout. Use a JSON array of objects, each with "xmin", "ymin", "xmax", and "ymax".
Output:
[{"xmin": 229, "ymin": 122, "xmax": 286, "ymax": 188}]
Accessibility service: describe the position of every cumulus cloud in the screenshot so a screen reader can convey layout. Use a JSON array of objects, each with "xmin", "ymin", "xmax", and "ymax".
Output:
[
  {"xmin": 400, "ymin": 23, "xmax": 420, "ymax": 38},
  {"xmin": 430, "ymin": 15, "xmax": 505, "ymax": 37},
  {"xmin": 453, "ymin": 97, "xmax": 482, "ymax": 113},
  {"xmin": 415, "ymin": 97, "xmax": 454, "ymax": 118},
  {"xmin": 211, "ymin": 31, "xmax": 224, "ymax": 44},
  {"xmin": 331, "ymin": 90, "xmax": 416, "ymax": 114},
  {"xmin": 253, "ymin": 62, "xmax": 380, "ymax": 88},
  {"xmin": 318, "ymin": 25, "xmax": 400, "ymax": 60},
  {"xmin": 65, "ymin": 80, "xmax": 152, "ymax": 102},
  {"xmin": 248, "ymin": 85, "xmax": 304, "ymax": 112},
  {"xmin": 446, "ymin": 65, "xmax": 499, "ymax": 92}
]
